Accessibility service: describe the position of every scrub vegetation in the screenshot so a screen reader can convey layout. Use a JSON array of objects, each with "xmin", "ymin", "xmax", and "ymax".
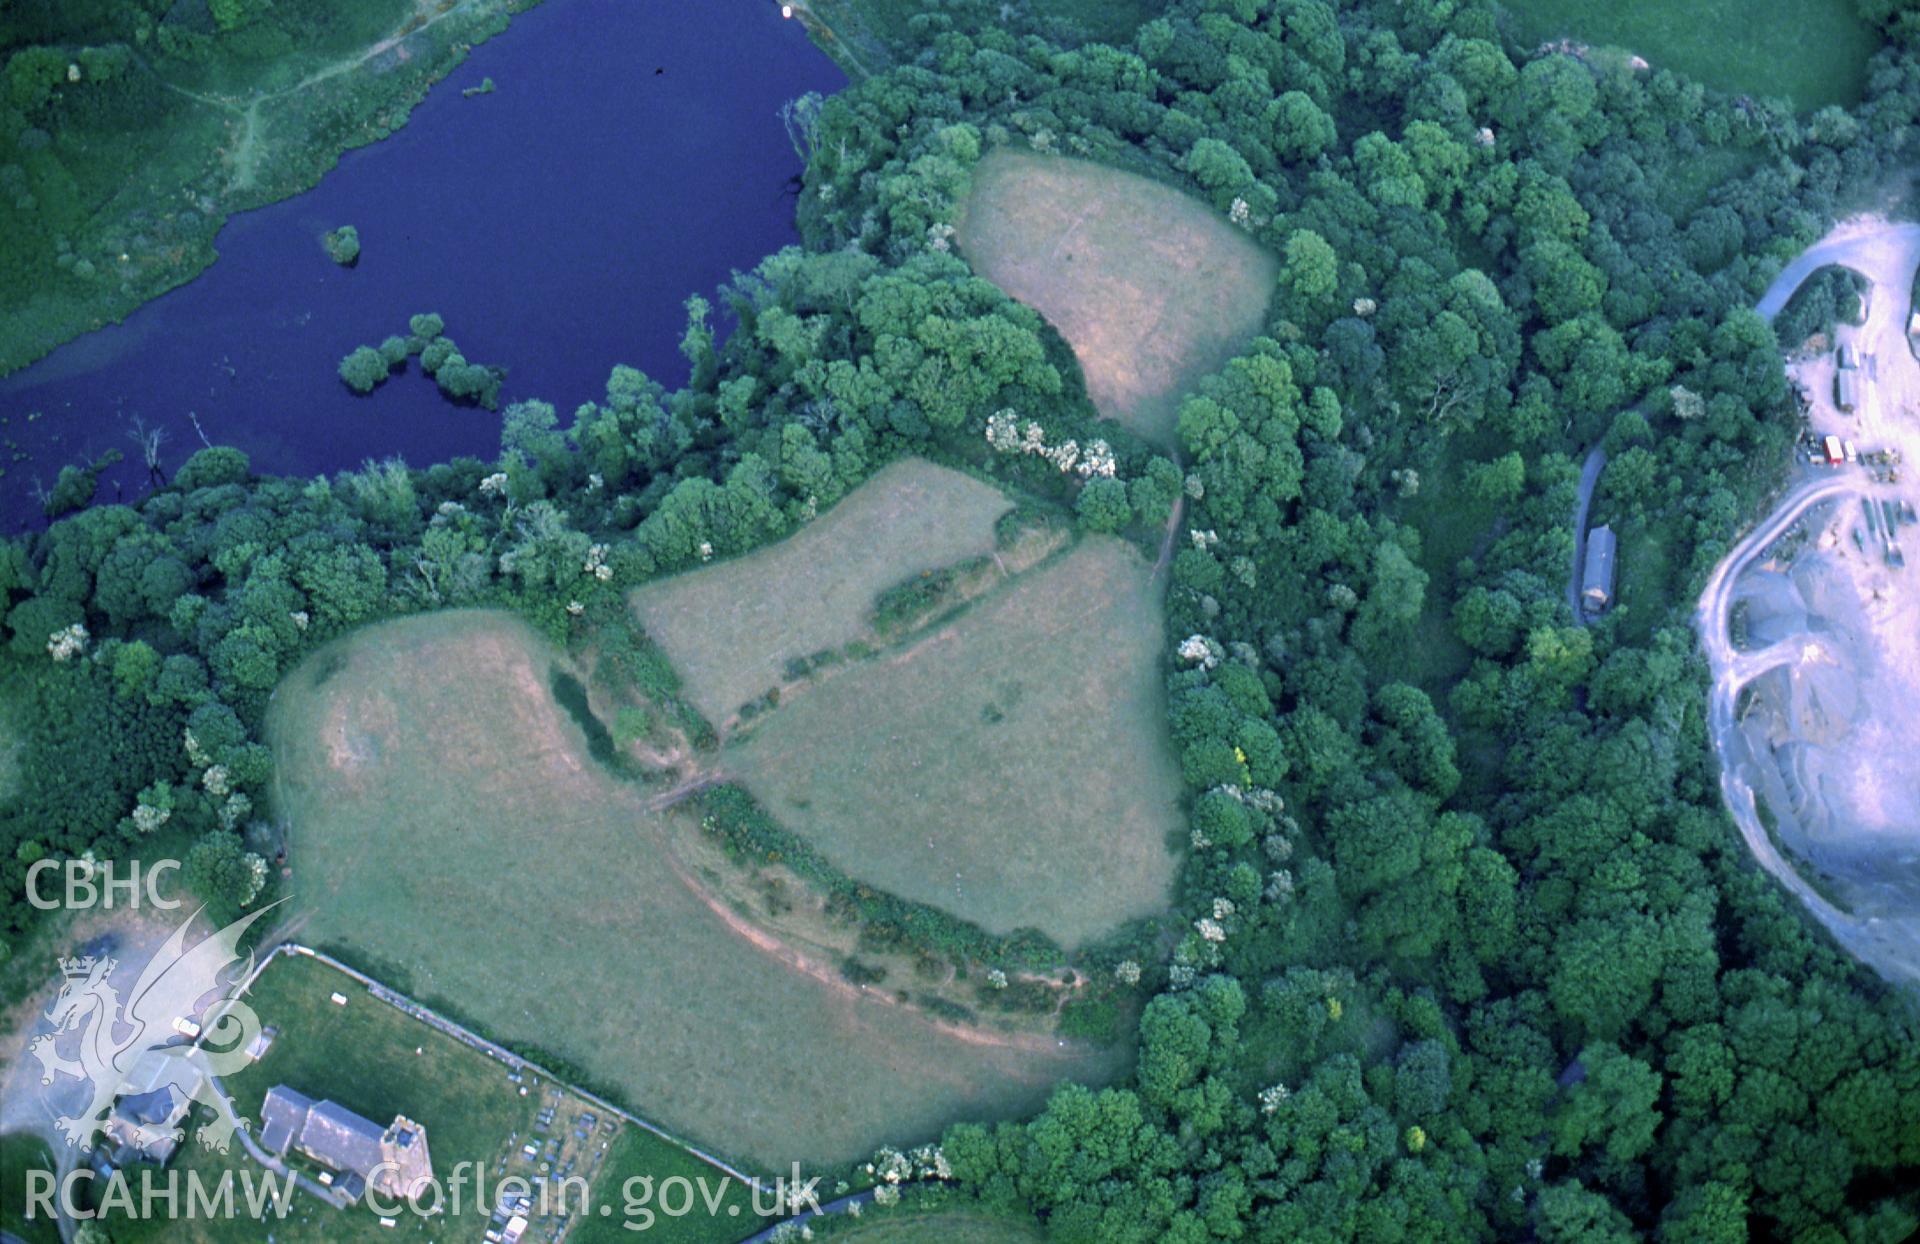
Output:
[
  {"xmin": 321, "ymin": 223, "xmax": 361, "ymax": 266},
  {"xmin": 1772, "ymin": 262, "xmax": 1872, "ymax": 349},
  {"xmin": 0, "ymin": 1131, "xmax": 59, "ymax": 1244},
  {"xmin": 810, "ymin": 1204, "xmax": 1047, "ymax": 1242},
  {"xmin": 799, "ymin": 0, "xmax": 1161, "ymax": 78},
  {"xmin": 337, "ymin": 309, "xmax": 506, "ymax": 407},
  {"xmin": 7, "ymin": 0, "xmax": 1920, "ymax": 1237}
]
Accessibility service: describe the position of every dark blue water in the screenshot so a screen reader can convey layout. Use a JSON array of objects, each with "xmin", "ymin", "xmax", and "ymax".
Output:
[{"xmin": 0, "ymin": 0, "xmax": 842, "ymax": 528}]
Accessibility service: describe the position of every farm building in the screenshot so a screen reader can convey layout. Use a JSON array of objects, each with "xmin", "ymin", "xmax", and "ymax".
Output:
[
  {"xmin": 1582, "ymin": 524, "xmax": 1618, "ymax": 615},
  {"xmin": 1837, "ymin": 368, "xmax": 1862, "ymax": 413},
  {"xmin": 258, "ymin": 1085, "xmax": 435, "ymax": 1202}
]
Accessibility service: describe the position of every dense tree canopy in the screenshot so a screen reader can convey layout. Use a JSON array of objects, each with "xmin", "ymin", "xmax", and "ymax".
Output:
[{"xmin": 3, "ymin": 0, "xmax": 1919, "ymax": 1237}]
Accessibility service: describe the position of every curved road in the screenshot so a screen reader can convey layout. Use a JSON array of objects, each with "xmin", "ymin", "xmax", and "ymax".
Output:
[
  {"xmin": 1696, "ymin": 216, "xmax": 1920, "ymax": 987},
  {"xmin": 1753, "ymin": 220, "xmax": 1920, "ymax": 323}
]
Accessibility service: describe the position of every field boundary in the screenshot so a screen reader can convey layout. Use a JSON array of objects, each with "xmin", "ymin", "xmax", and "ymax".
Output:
[
  {"xmin": 266, "ymin": 608, "xmax": 1123, "ymax": 1167},
  {"xmin": 721, "ymin": 534, "xmax": 1180, "ymax": 948},
  {"xmin": 216, "ymin": 942, "xmax": 768, "ymax": 1190},
  {"xmin": 629, "ymin": 457, "xmax": 1015, "ymax": 729},
  {"xmin": 721, "ymin": 529, "xmax": 1079, "ymax": 745}
]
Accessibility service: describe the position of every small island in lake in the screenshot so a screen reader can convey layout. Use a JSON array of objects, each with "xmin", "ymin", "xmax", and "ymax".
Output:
[{"xmin": 323, "ymin": 225, "xmax": 361, "ymax": 267}]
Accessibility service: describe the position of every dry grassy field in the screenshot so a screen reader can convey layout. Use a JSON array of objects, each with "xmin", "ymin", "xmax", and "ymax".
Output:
[
  {"xmin": 629, "ymin": 458, "xmax": 1011, "ymax": 726},
  {"xmin": 730, "ymin": 537, "xmax": 1180, "ymax": 947},
  {"xmin": 267, "ymin": 610, "xmax": 1114, "ymax": 1171},
  {"xmin": 955, "ymin": 149, "xmax": 1277, "ymax": 441}
]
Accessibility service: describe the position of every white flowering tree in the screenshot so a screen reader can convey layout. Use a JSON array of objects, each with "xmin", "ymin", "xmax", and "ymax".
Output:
[
  {"xmin": 46, "ymin": 622, "xmax": 88, "ymax": 662},
  {"xmin": 183, "ymin": 831, "xmax": 269, "ymax": 920},
  {"xmin": 1177, "ymin": 634, "xmax": 1223, "ymax": 670},
  {"xmin": 130, "ymin": 782, "xmax": 174, "ymax": 835}
]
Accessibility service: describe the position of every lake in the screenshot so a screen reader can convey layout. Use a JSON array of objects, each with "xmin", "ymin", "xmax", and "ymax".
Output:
[{"xmin": 0, "ymin": 0, "xmax": 843, "ymax": 529}]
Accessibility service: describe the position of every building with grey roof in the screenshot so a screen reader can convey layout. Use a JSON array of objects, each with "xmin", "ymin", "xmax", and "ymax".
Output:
[
  {"xmin": 1582, "ymin": 523, "xmax": 1618, "ymax": 615},
  {"xmin": 1837, "ymin": 367, "xmax": 1863, "ymax": 413},
  {"xmin": 258, "ymin": 1084, "xmax": 315, "ymax": 1155},
  {"xmin": 102, "ymin": 1048, "xmax": 205, "ymax": 1167},
  {"xmin": 103, "ymin": 1084, "xmax": 191, "ymax": 1166},
  {"xmin": 258, "ymin": 1085, "xmax": 434, "ymax": 1203}
]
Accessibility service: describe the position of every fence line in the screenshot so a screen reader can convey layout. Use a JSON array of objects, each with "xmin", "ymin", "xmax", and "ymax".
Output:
[{"xmin": 231, "ymin": 942, "xmax": 766, "ymax": 1191}]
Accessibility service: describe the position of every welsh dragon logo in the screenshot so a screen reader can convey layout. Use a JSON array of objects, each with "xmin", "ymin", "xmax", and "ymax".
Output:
[{"xmin": 28, "ymin": 902, "xmax": 280, "ymax": 1156}]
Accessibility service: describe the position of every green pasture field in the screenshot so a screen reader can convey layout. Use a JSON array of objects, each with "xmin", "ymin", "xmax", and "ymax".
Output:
[
  {"xmin": 629, "ymin": 457, "xmax": 1011, "ymax": 726},
  {"xmin": 1500, "ymin": 0, "xmax": 1880, "ymax": 112},
  {"xmin": 955, "ymin": 149, "xmax": 1277, "ymax": 443},
  {"xmin": 89, "ymin": 948, "xmax": 749, "ymax": 1244},
  {"xmin": 568, "ymin": 1125, "xmax": 767, "ymax": 1244},
  {"xmin": 730, "ymin": 537, "xmax": 1181, "ymax": 948},
  {"xmin": 266, "ymin": 609, "xmax": 1114, "ymax": 1170}
]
